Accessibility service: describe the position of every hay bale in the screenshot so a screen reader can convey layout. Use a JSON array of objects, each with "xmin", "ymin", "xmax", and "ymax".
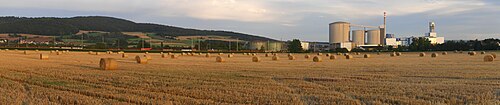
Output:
[
  {"xmin": 145, "ymin": 52, "xmax": 149, "ymax": 54},
  {"xmin": 313, "ymin": 56, "xmax": 322, "ymax": 62},
  {"xmin": 364, "ymin": 54, "xmax": 370, "ymax": 58},
  {"xmin": 227, "ymin": 54, "xmax": 234, "ymax": 58},
  {"xmin": 345, "ymin": 55, "xmax": 353, "ymax": 59},
  {"xmin": 337, "ymin": 53, "xmax": 342, "ymax": 55},
  {"xmin": 50, "ymin": 50, "xmax": 54, "ymax": 53},
  {"xmin": 377, "ymin": 52, "xmax": 381, "ymax": 55},
  {"xmin": 251, "ymin": 53, "xmax": 257, "ymax": 56},
  {"xmin": 135, "ymin": 56, "xmax": 148, "ymax": 64},
  {"xmin": 35, "ymin": 50, "xmax": 39, "ymax": 52},
  {"xmin": 491, "ymin": 53, "xmax": 497, "ymax": 58},
  {"xmin": 468, "ymin": 51, "xmax": 476, "ymax": 56},
  {"xmin": 265, "ymin": 53, "xmax": 270, "ymax": 57},
  {"xmin": 216, "ymin": 56, "xmax": 224, "ymax": 62},
  {"xmin": 205, "ymin": 53, "xmax": 211, "ymax": 58},
  {"xmin": 431, "ymin": 53, "xmax": 438, "ymax": 58},
  {"xmin": 288, "ymin": 55, "xmax": 296, "ymax": 60},
  {"xmin": 160, "ymin": 52, "xmax": 164, "ymax": 55},
  {"xmin": 95, "ymin": 52, "xmax": 101, "ymax": 55},
  {"xmin": 480, "ymin": 51, "xmax": 486, "ymax": 54},
  {"xmin": 161, "ymin": 54, "xmax": 167, "ymax": 58},
  {"xmin": 355, "ymin": 52, "xmax": 360, "ymax": 55},
  {"xmin": 23, "ymin": 51, "xmax": 28, "ymax": 55},
  {"xmin": 330, "ymin": 55, "xmax": 337, "ymax": 60},
  {"xmin": 273, "ymin": 53, "xmax": 279, "ymax": 56},
  {"xmin": 272, "ymin": 56, "xmax": 279, "ymax": 61},
  {"xmin": 326, "ymin": 53, "xmax": 331, "ymax": 57},
  {"xmin": 419, "ymin": 52, "xmax": 426, "ymax": 57},
  {"xmin": 317, "ymin": 53, "xmax": 323, "ymax": 56},
  {"xmin": 144, "ymin": 55, "xmax": 152, "ymax": 60},
  {"xmin": 305, "ymin": 55, "xmax": 310, "ymax": 59},
  {"xmin": 390, "ymin": 53, "xmax": 396, "ymax": 57},
  {"xmin": 88, "ymin": 51, "xmax": 93, "ymax": 54},
  {"xmin": 288, "ymin": 53, "xmax": 293, "ymax": 57},
  {"xmin": 168, "ymin": 52, "xmax": 172, "ymax": 55},
  {"xmin": 442, "ymin": 52, "xmax": 448, "ymax": 55},
  {"xmin": 122, "ymin": 53, "xmax": 128, "ymax": 58},
  {"xmin": 39, "ymin": 54, "xmax": 49, "ymax": 60},
  {"xmin": 107, "ymin": 51, "xmax": 113, "ymax": 54},
  {"xmin": 252, "ymin": 56, "xmax": 261, "ymax": 62},
  {"xmin": 218, "ymin": 53, "xmax": 223, "ymax": 55},
  {"xmin": 484, "ymin": 55, "xmax": 494, "ymax": 62},
  {"xmin": 100, "ymin": 58, "xmax": 118, "ymax": 70},
  {"xmin": 454, "ymin": 50, "xmax": 458, "ymax": 53},
  {"xmin": 396, "ymin": 52, "xmax": 402, "ymax": 56},
  {"xmin": 171, "ymin": 55, "xmax": 178, "ymax": 59},
  {"xmin": 56, "ymin": 51, "xmax": 62, "ymax": 55}
]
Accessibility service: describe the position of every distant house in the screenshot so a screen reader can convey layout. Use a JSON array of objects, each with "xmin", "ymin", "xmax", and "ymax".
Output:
[
  {"xmin": 20, "ymin": 37, "xmax": 53, "ymax": 44},
  {"xmin": 0, "ymin": 39, "xmax": 7, "ymax": 43}
]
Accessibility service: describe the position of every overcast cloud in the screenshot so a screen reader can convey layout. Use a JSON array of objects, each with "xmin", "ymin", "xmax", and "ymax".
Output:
[{"xmin": 0, "ymin": 0, "xmax": 499, "ymax": 41}]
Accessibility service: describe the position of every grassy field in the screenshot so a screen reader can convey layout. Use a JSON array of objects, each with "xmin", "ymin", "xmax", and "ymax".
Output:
[{"xmin": 0, "ymin": 50, "xmax": 499, "ymax": 104}]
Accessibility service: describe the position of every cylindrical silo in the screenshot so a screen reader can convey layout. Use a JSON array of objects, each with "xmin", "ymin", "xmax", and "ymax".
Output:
[
  {"xmin": 352, "ymin": 30, "xmax": 365, "ymax": 46},
  {"xmin": 366, "ymin": 29, "xmax": 381, "ymax": 45},
  {"xmin": 329, "ymin": 22, "xmax": 350, "ymax": 43}
]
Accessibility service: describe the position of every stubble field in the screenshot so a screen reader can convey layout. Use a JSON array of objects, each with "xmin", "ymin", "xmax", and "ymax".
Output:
[{"xmin": 0, "ymin": 50, "xmax": 499, "ymax": 105}]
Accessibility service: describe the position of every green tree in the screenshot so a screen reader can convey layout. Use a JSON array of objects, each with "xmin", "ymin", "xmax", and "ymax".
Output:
[
  {"xmin": 287, "ymin": 39, "xmax": 303, "ymax": 53},
  {"xmin": 409, "ymin": 37, "xmax": 431, "ymax": 51}
]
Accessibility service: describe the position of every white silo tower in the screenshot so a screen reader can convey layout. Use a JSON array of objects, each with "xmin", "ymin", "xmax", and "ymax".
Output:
[{"xmin": 329, "ymin": 22, "xmax": 351, "ymax": 43}]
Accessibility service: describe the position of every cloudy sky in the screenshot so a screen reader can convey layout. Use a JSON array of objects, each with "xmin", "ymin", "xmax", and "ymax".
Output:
[{"xmin": 1, "ymin": 0, "xmax": 499, "ymax": 41}]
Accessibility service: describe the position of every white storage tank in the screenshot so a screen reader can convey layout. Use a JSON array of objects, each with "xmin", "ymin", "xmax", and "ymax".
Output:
[
  {"xmin": 352, "ymin": 30, "xmax": 365, "ymax": 46},
  {"xmin": 366, "ymin": 30, "xmax": 381, "ymax": 45},
  {"xmin": 329, "ymin": 22, "xmax": 350, "ymax": 43}
]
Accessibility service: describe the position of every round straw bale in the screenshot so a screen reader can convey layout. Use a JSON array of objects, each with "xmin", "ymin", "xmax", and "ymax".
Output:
[
  {"xmin": 288, "ymin": 55, "xmax": 296, "ymax": 60},
  {"xmin": 56, "ymin": 51, "xmax": 62, "ymax": 55},
  {"xmin": 39, "ymin": 54, "xmax": 49, "ymax": 60},
  {"xmin": 468, "ymin": 51, "xmax": 476, "ymax": 56},
  {"xmin": 168, "ymin": 52, "xmax": 172, "ymax": 55},
  {"xmin": 454, "ymin": 50, "xmax": 458, "ymax": 53},
  {"xmin": 160, "ymin": 52, "xmax": 164, "ymax": 55},
  {"xmin": 326, "ymin": 53, "xmax": 331, "ymax": 57},
  {"xmin": 161, "ymin": 54, "xmax": 167, "ymax": 58},
  {"xmin": 145, "ymin": 52, "xmax": 149, "ymax": 54},
  {"xmin": 396, "ymin": 52, "xmax": 402, "ymax": 56},
  {"xmin": 442, "ymin": 52, "xmax": 448, "ymax": 55},
  {"xmin": 251, "ymin": 53, "xmax": 257, "ymax": 56},
  {"xmin": 313, "ymin": 56, "xmax": 322, "ymax": 62},
  {"xmin": 480, "ymin": 51, "xmax": 486, "ymax": 54},
  {"xmin": 484, "ymin": 55, "xmax": 494, "ymax": 62},
  {"xmin": 317, "ymin": 53, "xmax": 323, "ymax": 56},
  {"xmin": 337, "ymin": 53, "xmax": 342, "ymax": 55},
  {"xmin": 88, "ymin": 51, "xmax": 93, "ymax": 54},
  {"xmin": 100, "ymin": 58, "xmax": 118, "ymax": 70},
  {"xmin": 330, "ymin": 55, "xmax": 337, "ymax": 60},
  {"xmin": 171, "ymin": 55, "xmax": 178, "ymax": 59},
  {"xmin": 95, "ymin": 52, "xmax": 100, "ymax": 55},
  {"xmin": 205, "ymin": 53, "xmax": 211, "ymax": 57},
  {"xmin": 390, "ymin": 53, "xmax": 396, "ymax": 57},
  {"xmin": 272, "ymin": 56, "xmax": 279, "ymax": 61},
  {"xmin": 355, "ymin": 52, "xmax": 360, "ymax": 55},
  {"xmin": 216, "ymin": 56, "xmax": 224, "ymax": 62},
  {"xmin": 144, "ymin": 55, "xmax": 152, "ymax": 60},
  {"xmin": 252, "ymin": 56, "xmax": 261, "ymax": 62},
  {"xmin": 419, "ymin": 52, "xmax": 426, "ymax": 57},
  {"xmin": 491, "ymin": 53, "xmax": 497, "ymax": 58},
  {"xmin": 23, "ymin": 51, "xmax": 28, "ymax": 55},
  {"xmin": 265, "ymin": 53, "xmax": 270, "ymax": 57},
  {"xmin": 345, "ymin": 55, "xmax": 353, "ymax": 59},
  {"xmin": 288, "ymin": 53, "xmax": 293, "ymax": 57},
  {"xmin": 122, "ymin": 53, "xmax": 128, "ymax": 58},
  {"xmin": 135, "ymin": 56, "xmax": 148, "ymax": 64},
  {"xmin": 305, "ymin": 55, "xmax": 310, "ymax": 59},
  {"xmin": 431, "ymin": 53, "xmax": 438, "ymax": 58},
  {"xmin": 227, "ymin": 54, "xmax": 234, "ymax": 58},
  {"xmin": 273, "ymin": 53, "xmax": 279, "ymax": 56},
  {"xmin": 377, "ymin": 52, "xmax": 381, "ymax": 55},
  {"xmin": 107, "ymin": 51, "xmax": 113, "ymax": 54},
  {"xmin": 218, "ymin": 53, "xmax": 223, "ymax": 55},
  {"xmin": 364, "ymin": 54, "xmax": 370, "ymax": 58}
]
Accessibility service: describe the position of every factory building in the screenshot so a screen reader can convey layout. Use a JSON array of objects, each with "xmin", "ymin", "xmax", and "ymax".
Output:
[{"xmin": 249, "ymin": 41, "xmax": 284, "ymax": 52}]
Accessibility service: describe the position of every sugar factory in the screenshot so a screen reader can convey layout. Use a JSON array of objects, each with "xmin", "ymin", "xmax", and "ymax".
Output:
[{"xmin": 297, "ymin": 12, "xmax": 445, "ymax": 52}]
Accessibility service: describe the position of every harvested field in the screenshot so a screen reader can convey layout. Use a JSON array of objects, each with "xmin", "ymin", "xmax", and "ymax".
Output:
[{"xmin": 0, "ymin": 51, "xmax": 499, "ymax": 104}]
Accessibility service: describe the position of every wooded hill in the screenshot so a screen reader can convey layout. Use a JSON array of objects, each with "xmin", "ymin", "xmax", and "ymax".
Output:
[{"xmin": 0, "ymin": 16, "xmax": 276, "ymax": 41}]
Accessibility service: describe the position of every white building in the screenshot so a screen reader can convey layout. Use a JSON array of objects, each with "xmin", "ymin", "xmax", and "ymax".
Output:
[{"xmin": 300, "ymin": 41, "xmax": 310, "ymax": 51}]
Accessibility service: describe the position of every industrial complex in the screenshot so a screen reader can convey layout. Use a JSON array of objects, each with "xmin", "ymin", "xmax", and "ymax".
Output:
[{"xmin": 298, "ymin": 12, "xmax": 445, "ymax": 52}]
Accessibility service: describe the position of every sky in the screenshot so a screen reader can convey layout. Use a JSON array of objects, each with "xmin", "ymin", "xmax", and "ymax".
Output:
[{"xmin": 0, "ymin": 0, "xmax": 499, "ymax": 41}]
